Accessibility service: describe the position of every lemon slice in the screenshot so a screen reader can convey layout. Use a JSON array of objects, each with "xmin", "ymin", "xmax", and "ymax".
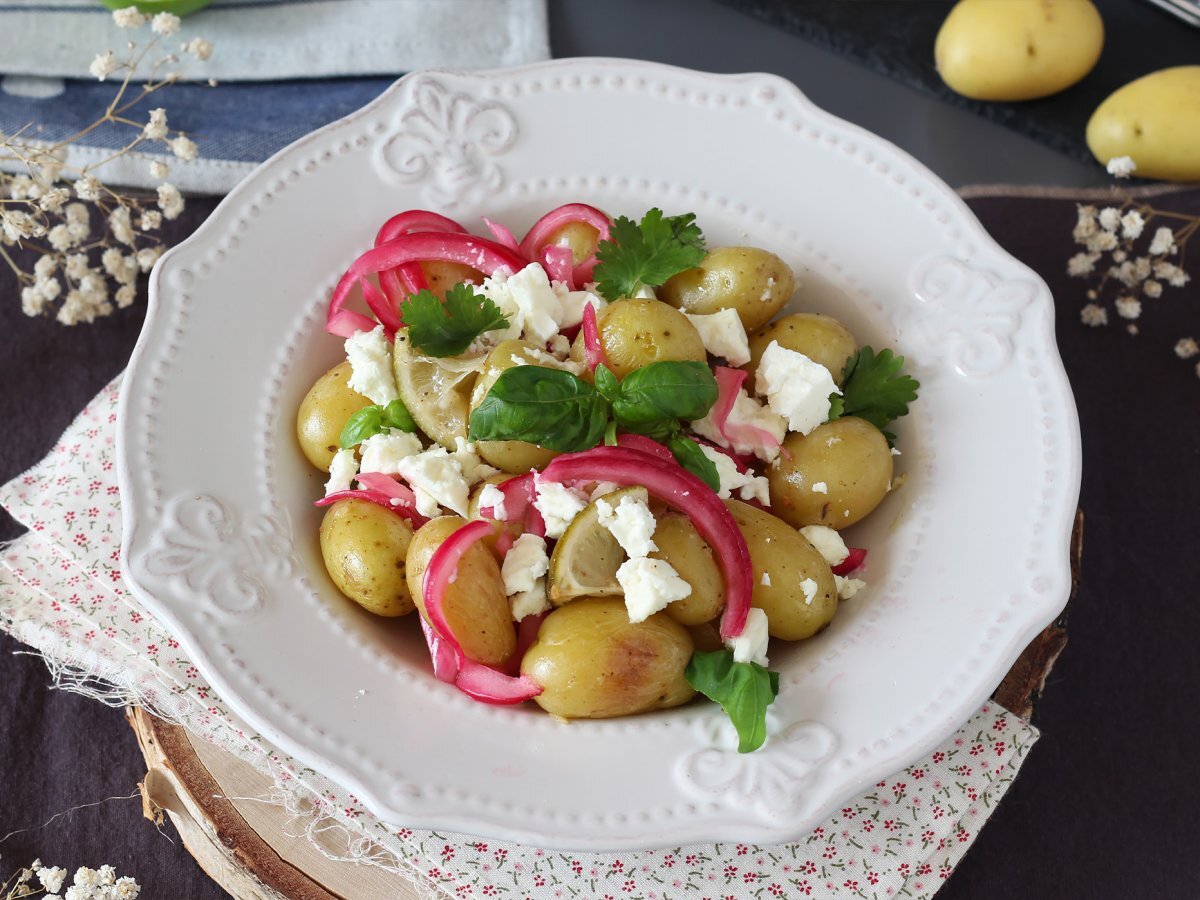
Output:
[
  {"xmin": 547, "ymin": 485, "xmax": 648, "ymax": 605},
  {"xmin": 393, "ymin": 329, "xmax": 485, "ymax": 450}
]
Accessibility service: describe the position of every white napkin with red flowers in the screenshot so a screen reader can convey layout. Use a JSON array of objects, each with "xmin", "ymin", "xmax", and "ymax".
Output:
[{"xmin": 0, "ymin": 376, "xmax": 1037, "ymax": 900}]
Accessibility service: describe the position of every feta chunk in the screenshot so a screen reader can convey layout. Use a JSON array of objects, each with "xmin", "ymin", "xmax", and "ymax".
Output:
[
  {"xmin": 344, "ymin": 325, "xmax": 398, "ymax": 405},
  {"xmin": 616, "ymin": 557, "xmax": 691, "ymax": 622},
  {"xmin": 548, "ymin": 333, "xmax": 572, "ymax": 358},
  {"xmin": 477, "ymin": 263, "xmax": 565, "ymax": 347},
  {"xmin": 358, "ymin": 429, "xmax": 422, "ymax": 476},
  {"xmin": 799, "ymin": 524, "xmax": 849, "ymax": 567},
  {"xmin": 725, "ymin": 607, "xmax": 770, "ymax": 667},
  {"xmin": 799, "ymin": 576, "xmax": 819, "ymax": 606},
  {"xmin": 554, "ymin": 283, "xmax": 603, "ymax": 330},
  {"xmin": 835, "ymin": 575, "xmax": 867, "ymax": 601},
  {"xmin": 396, "ymin": 446, "xmax": 471, "ymax": 517},
  {"xmin": 684, "ymin": 309, "xmax": 751, "ymax": 367},
  {"xmin": 691, "ymin": 388, "xmax": 786, "ymax": 463},
  {"xmin": 811, "ymin": 481, "xmax": 828, "ymax": 494},
  {"xmin": 477, "ymin": 482, "xmax": 507, "ymax": 521},
  {"xmin": 452, "ymin": 437, "xmax": 499, "ymax": 486},
  {"xmin": 755, "ymin": 341, "xmax": 840, "ymax": 436},
  {"xmin": 510, "ymin": 578, "xmax": 550, "ymax": 621},
  {"xmin": 533, "ymin": 477, "xmax": 589, "ymax": 539},
  {"xmin": 698, "ymin": 444, "xmax": 770, "ymax": 505},
  {"xmin": 596, "ymin": 495, "xmax": 658, "ymax": 558},
  {"xmin": 760, "ymin": 572, "xmax": 772, "ymax": 587},
  {"xmin": 502, "ymin": 533, "xmax": 549, "ymax": 595},
  {"xmin": 324, "ymin": 448, "xmax": 359, "ymax": 496}
]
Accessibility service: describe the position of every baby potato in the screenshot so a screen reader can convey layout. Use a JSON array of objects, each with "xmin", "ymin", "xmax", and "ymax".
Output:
[
  {"xmin": 546, "ymin": 220, "xmax": 600, "ymax": 266},
  {"xmin": 405, "ymin": 516, "xmax": 516, "ymax": 666},
  {"xmin": 296, "ymin": 361, "xmax": 373, "ymax": 471},
  {"xmin": 725, "ymin": 499, "xmax": 837, "ymax": 641},
  {"xmin": 520, "ymin": 598, "xmax": 695, "ymax": 718},
  {"xmin": 747, "ymin": 313, "xmax": 857, "ymax": 385},
  {"xmin": 470, "ymin": 340, "xmax": 560, "ymax": 473},
  {"xmin": 650, "ymin": 513, "xmax": 725, "ymax": 626},
  {"xmin": 1086, "ymin": 66, "xmax": 1200, "ymax": 182},
  {"xmin": 319, "ymin": 499, "xmax": 416, "ymax": 617},
  {"xmin": 419, "ymin": 260, "xmax": 480, "ymax": 299},
  {"xmin": 570, "ymin": 298, "xmax": 706, "ymax": 379},
  {"xmin": 686, "ymin": 620, "xmax": 724, "ymax": 653},
  {"xmin": 768, "ymin": 417, "xmax": 893, "ymax": 530},
  {"xmin": 934, "ymin": 0, "xmax": 1104, "ymax": 101},
  {"xmin": 659, "ymin": 247, "xmax": 794, "ymax": 333}
]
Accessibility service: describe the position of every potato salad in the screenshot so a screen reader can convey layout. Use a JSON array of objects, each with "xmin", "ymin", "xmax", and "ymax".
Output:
[{"xmin": 297, "ymin": 205, "xmax": 919, "ymax": 751}]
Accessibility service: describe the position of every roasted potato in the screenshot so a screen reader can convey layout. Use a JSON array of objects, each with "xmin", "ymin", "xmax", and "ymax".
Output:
[
  {"xmin": 319, "ymin": 499, "xmax": 416, "ymax": 617},
  {"xmin": 296, "ymin": 361, "xmax": 373, "ymax": 471},
  {"xmin": 571, "ymin": 298, "xmax": 706, "ymax": 379},
  {"xmin": 747, "ymin": 313, "xmax": 857, "ymax": 385},
  {"xmin": 659, "ymin": 247, "xmax": 795, "ymax": 332},
  {"xmin": 650, "ymin": 513, "xmax": 725, "ymax": 626}
]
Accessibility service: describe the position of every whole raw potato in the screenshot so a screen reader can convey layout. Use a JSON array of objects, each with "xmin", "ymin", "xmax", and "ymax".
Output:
[
  {"xmin": 935, "ymin": 0, "xmax": 1104, "ymax": 101},
  {"xmin": 319, "ymin": 499, "xmax": 416, "ymax": 617},
  {"xmin": 1086, "ymin": 66, "xmax": 1200, "ymax": 182},
  {"xmin": 520, "ymin": 598, "xmax": 695, "ymax": 718}
]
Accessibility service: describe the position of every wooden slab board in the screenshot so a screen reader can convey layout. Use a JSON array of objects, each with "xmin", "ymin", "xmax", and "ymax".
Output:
[{"xmin": 129, "ymin": 512, "xmax": 1083, "ymax": 899}]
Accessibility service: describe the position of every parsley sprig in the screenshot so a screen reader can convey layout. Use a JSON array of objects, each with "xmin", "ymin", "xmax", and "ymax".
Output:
[
  {"xmin": 399, "ymin": 283, "xmax": 510, "ymax": 357},
  {"xmin": 592, "ymin": 208, "xmax": 707, "ymax": 301},
  {"xmin": 827, "ymin": 347, "xmax": 920, "ymax": 444}
]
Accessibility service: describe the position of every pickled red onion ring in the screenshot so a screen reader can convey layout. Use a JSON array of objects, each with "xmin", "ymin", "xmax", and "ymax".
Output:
[
  {"xmin": 519, "ymin": 203, "xmax": 611, "ymax": 287},
  {"xmin": 541, "ymin": 446, "xmax": 752, "ymax": 639},
  {"xmin": 484, "ymin": 217, "xmax": 523, "ymax": 255},
  {"xmin": 582, "ymin": 303, "xmax": 606, "ymax": 372},
  {"xmin": 614, "ymin": 434, "xmax": 675, "ymax": 463},
  {"xmin": 375, "ymin": 210, "xmax": 467, "ymax": 307},
  {"xmin": 833, "ymin": 547, "xmax": 867, "ymax": 577},
  {"xmin": 421, "ymin": 519, "xmax": 542, "ymax": 704},
  {"xmin": 540, "ymin": 244, "xmax": 575, "ymax": 288},
  {"xmin": 711, "ymin": 366, "xmax": 782, "ymax": 455},
  {"xmin": 353, "ymin": 472, "xmax": 420, "ymax": 510},
  {"xmin": 313, "ymin": 489, "xmax": 427, "ymax": 527}
]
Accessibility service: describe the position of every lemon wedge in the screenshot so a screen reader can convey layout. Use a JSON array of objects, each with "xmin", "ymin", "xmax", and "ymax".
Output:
[
  {"xmin": 547, "ymin": 486, "xmax": 648, "ymax": 605},
  {"xmin": 393, "ymin": 329, "xmax": 485, "ymax": 450}
]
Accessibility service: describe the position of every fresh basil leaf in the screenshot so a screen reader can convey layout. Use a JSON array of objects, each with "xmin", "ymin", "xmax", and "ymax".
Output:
[
  {"xmin": 468, "ymin": 366, "xmax": 608, "ymax": 452},
  {"xmin": 380, "ymin": 398, "xmax": 417, "ymax": 432},
  {"xmin": 685, "ymin": 649, "xmax": 780, "ymax": 753},
  {"xmin": 594, "ymin": 364, "xmax": 621, "ymax": 404},
  {"xmin": 666, "ymin": 435, "xmax": 721, "ymax": 493},
  {"xmin": 339, "ymin": 406, "xmax": 384, "ymax": 449},
  {"xmin": 609, "ymin": 361, "xmax": 717, "ymax": 428},
  {"xmin": 604, "ymin": 420, "xmax": 618, "ymax": 446}
]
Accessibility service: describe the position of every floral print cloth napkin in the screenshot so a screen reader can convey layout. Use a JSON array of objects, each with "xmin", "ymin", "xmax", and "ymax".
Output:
[{"xmin": 0, "ymin": 377, "xmax": 1037, "ymax": 900}]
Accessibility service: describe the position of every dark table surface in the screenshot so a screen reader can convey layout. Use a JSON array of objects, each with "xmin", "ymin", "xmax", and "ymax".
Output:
[{"xmin": 3, "ymin": 1, "xmax": 1198, "ymax": 898}]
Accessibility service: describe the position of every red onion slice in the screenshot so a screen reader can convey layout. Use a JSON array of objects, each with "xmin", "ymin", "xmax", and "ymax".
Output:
[
  {"xmin": 314, "ymin": 489, "xmax": 427, "ymax": 526},
  {"xmin": 582, "ymin": 303, "xmax": 606, "ymax": 373},
  {"xmin": 832, "ymin": 547, "xmax": 867, "ymax": 577}
]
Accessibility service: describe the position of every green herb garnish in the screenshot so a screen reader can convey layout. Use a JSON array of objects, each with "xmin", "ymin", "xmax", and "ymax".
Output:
[
  {"xmin": 592, "ymin": 208, "xmax": 707, "ymax": 301},
  {"xmin": 665, "ymin": 434, "xmax": 721, "ymax": 493},
  {"xmin": 827, "ymin": 347, "xmax": 920, "ymax": 444},
  {"xmin": 399, "ymin": 283, "xmax": 510, "ymax": 357},
  {"xmin": 685, "ymin": 649, "xmax": 780, "ymax": 753},
  {"xmin": 338, "ymin": 398, "xmax": 417, "ymax": 449}
]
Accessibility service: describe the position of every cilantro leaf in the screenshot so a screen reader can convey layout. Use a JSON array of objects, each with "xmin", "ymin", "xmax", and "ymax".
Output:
[
  {"xmin": 685, "ymin": 650, "xmax": 780, "ymax": 753},
  {"xmin": 400, "ymin": 283, "xmax": 510, "ymax": 357},
  {"xmin": 468, "ymin": 366, "xmax": 608, "ymax": 452},
  {"xmin": 827, "ymin": 347, "xmax": 919, "ymax": 441},
  {"xmin": 666, "ymin": 434, "xmax": 721, "ymax": 493},
  {"xmin": 338, "ymin": 398, "xmax": 417, "ymax": 449},
  {"xmin": 593, "ymin": 208, "xmax": 707, "ymax": 301}
]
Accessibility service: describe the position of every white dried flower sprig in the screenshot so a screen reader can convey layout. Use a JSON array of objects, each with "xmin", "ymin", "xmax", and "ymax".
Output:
[
  {"xmin": 0, "ymin": 7, "xmax": 213, "ymax": 325},
  {"xmin": 1067, "ymin": 199, "xmax": 1197, "ymax": 376},
  {"xmin": 2, "ymin": 859, "xmax": 139, "ymax": 900}
]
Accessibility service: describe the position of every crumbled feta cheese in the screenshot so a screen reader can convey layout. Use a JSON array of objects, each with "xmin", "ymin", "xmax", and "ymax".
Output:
[
  {"xmin": 890, "ymin": 447, "xmax": 901, "ymax": 456},
  {"xmin": 510, "ymin": 578, "xmax": 550, "ymax": 621},
  {"xmin": 684, "ymin": 309, "xmax": 751, "ymax": 367},
  {"xmin": 513, "ymin": 345, "xmax": 586, "ymax": 377},
  {"xmin": 725, "ymin": 607, "xmax": 770, "ymax": 666},
  {"xmin": 396, "ymin": 446, "xmax": 471, "ymax": 517},
  {"xmin": 799, "ymin": 577, "xmax": 819, "ymax": 606},
  {"xmin": 835, "ymin": 575, "xmax": 866, "ymax": 601},
  {"xmin": 502, "ymin": 533, "xmax": 549, "ymax": 595},
  {"xmin": 488, "ymin": 263, "xmax": 565, "ymax": 346},
  {"xmin": 590, "ymin": 481, "xmax": 621, "ymax": 501},
  {"xmin": 344, "ymin": 325, "xmax": 398, "ymax": 405},
  {"xmin": 811, "ymin": 481, "xmax": 828, "ymax": 494},
  {"xmin": 554, "ymin": 283, "xmax": 603, "ymax": 329},
  {"xmin": 358, "ymin": 429, "xmax": 422, "ymax": 475},
  {"xmin": 616, "ymin": 557, "xmax": 691, "ymax": 622},
  {"xmin": 533, "ymin": 477, "xmax": 589, "ymax": 539},
  {"xmin": 452, "ymin": 437, "xmax": 499, "ymax": 486},
  {"xmin": 477, "ymin": 482, "xmax": 507, "ymax": 520},
  {"xmin": 760, "ymin": 276, "xmax": 776, "ymax": 302},
  {"xmin": 325, "ymin": 448, "xmax": 358, "ymax": 496},
  {"xmin": 596, "ymin": 494, "xmax": 658, "ymax": 558},
  {"xmin": 698, "ymin": 444, "xmax": 770, "ymax": 505},
  {"xmin": 799, "ymin": 524, "xmax": 849, "ymax": 567},
  {"xmin": 760, "ymin": 572, "xmax": 772, "ymax": 587},
  {"xmin": 691, "ymin": 388, "xmax": 786, "ymax": 462},
  {"xmin": 548, "ymin": 333, "xmax": 572, "ymax": 358},
  {"xmin": 756, "ymin": 341, "xmax": 840, "ymax": 435}
]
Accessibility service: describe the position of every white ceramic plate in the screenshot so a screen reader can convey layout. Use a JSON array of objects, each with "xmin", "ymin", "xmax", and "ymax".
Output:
[{"xmin": 118, "ymin": 59, "xmax": 1080, "ymax": 850}]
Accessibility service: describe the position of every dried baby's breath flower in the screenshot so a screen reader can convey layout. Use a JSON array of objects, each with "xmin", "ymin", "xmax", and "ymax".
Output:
[
  {"xmin": 1115, "ymin": 296, "xmax": 1141, "ymax": 320},
  {"xmin": 1176, "ymin": 338, "xmax": 1199, "ymax": 359},
  {"xmin": 1067, "ymin": 252, "xmax": 1098, "ymax": 277},
  {"xmin": 36, "ymin": 866, "xmax": 67, "ymax": 894},
  {"xmin": 1080, "ymin": 303, "xmax": 1108, "ymax": 327},
  {"xmin": 138, "ymin": 209, "xmax": 162, "ymax": 231},
  {"xmin": 148, "ymin": 159, "xmax": 170, "ymax": 180},
  {"xmin": 1086, "ymin": 230, "xmax": 1118, "ymax": 253},
  {"xmin": 1148, "ymin": 227, "xmax": 1177, "ymax": 256},
  {"xmin": 1098, "ymin": 207, "xmax": 1121, "ymax": 232},
  {"xmin": 156, "ymin": 182, "xmax": 184, "ymax": 219},
  {"xmin": 89, "ymin": 50, "xmax": 119, "ymax": 81},
  {"xmin": 183, "ymin": 37, "xmax": 214, "ymax": 61},
  {"xmin": 151, "ymin": 11, "xmax": 181, "ymax": 36},
  {"xmin": 143, "ymin": 107, "xmax": 169, "ymax": 141},
  {"xmin": 1143, "ymin": 279, "xmax": 1163, "ymax": 298},
  {"xmin": 169, "ymin": 135, "xmax": 198, "ymax": 161},
  {"xmin": 1120, "ymin": 210, "xmax": 1145, "ymax": 240},
  {"xmin": 1106, "ymin": 156, "xmax": 1137, "ymax": 178}
]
